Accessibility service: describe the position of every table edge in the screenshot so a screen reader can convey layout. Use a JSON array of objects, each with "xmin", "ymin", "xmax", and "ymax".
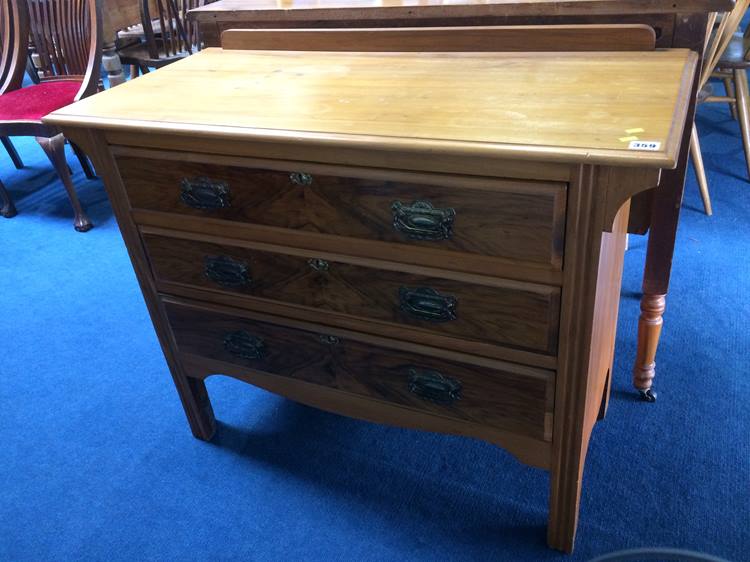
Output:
[{"xmin": 187, "ymin": 0, "xmax": 734, "ymax": 23}]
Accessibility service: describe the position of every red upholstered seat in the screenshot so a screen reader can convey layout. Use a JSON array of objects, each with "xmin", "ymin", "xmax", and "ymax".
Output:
[{"xmin": 0, "ymin": 80, "xmax": 81, "ymax": 122}]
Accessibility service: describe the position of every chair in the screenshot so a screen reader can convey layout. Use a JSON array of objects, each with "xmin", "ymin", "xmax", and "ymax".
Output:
[
  {"xmin": 0, "ymin": 2, "xmax": 22, "ymax": 173},
  {"xmin": 690, "ymin": 1, "xmax": 750, "ymax": 216},
  {"xmin": 117, "ymin": 0, "xmax": 205, "ymax": 77},
  {"xmin": 0, "ymin": 0, "xmax": 102, "ymax": 230}
]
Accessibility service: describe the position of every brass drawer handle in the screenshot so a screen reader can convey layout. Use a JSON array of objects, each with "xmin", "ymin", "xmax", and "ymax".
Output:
[
  {"xmin": 399, "ymin": 286, "xmax": 457, "ymax": 323},
  {"xmin": 289, "ymin": 172, "xmax": 313, "ymax": 186},
  {"xmin": 223, "ymin": 331, "xmax": 266, "ymax": 360},
  {"xmin": 180, "ymin": 177, "xmax": 231, "ymax": 209},
  {"xmin": 204, "ymin": 255, "xmax": 250, "ymax": 288},
  {"xmin": 308, "ymin": 258, "xmax": 329, "ymax": 272},
  {"xmin": 391, "ymin": 200, "xmax": 455, "ymax": 241},
  {"xmin": 408, "ymin": 368, "xmax": 462, "ymax": 405}
]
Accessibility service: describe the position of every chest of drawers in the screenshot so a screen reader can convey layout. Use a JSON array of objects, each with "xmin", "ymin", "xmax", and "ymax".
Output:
[{"xmin": 46, "ymin": 47, "xmax": 696, "ymax": 552}]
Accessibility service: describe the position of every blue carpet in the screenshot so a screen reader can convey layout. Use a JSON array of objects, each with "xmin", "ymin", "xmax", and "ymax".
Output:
[{"xmin": 1, "ymin": 81, "xmax": 748, "ymax": 562}]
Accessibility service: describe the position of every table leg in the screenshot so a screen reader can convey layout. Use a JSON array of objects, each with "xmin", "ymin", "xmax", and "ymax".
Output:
[
  {"xmin": 102, "ymin": 37, "xmax": 126, "ymax": 88},
  {"xmin": 633, "ymin": 294, "xmax": 665, "ymax": 401},
  {"xmin": 633, "ymin": 14, "xmax": 704, "ymax": 401},
  {"xmin": 175, "ymin": 375, "xmax": 217, "ymax": 441},
  {"xmin": 548, "ymin": 463, "xmax": 583, "ymax": 553},
  {"xmin": 633, "ymin": 124, "xmax": 694, "ymax": 402},
  {"xmin": 30, "ymin": 52, "xmax": 43, "ymax": 81}
]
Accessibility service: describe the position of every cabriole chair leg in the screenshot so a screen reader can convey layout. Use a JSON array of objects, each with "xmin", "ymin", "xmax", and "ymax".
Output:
[
  {"xmin": 1, "ymin": 137, "xmax": 24, "ymax": 169},
  {"xmin": 0, "ymin": 179, "xmax": 17, "ymax": 218},
  {"xmin": 70, "ymin": 141, "xmax": 97, "ymax": 179},
  {"xmin": 36, "ymin": 134, "xmax": 93, "ymax": 232}
]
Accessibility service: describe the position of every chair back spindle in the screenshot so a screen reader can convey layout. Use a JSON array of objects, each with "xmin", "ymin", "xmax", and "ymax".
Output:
[
  {"xmin": 27, "ymin": 0, "xmax": 102, "ymax": 100},
  {"xmin": 142, "ymin": 0, "xmax": 204, "ymax": 59}
]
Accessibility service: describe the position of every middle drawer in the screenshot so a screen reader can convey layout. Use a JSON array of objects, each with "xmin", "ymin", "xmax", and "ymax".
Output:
[{"xmin": 142, "ymin": 232, "xmax": 560, "ymax": 357}]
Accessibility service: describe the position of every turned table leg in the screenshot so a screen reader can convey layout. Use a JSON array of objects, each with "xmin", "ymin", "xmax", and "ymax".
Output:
[
  {"xmin": 633, "ymin": 294, "xmax": 665, "ymax": 401},
  {"xmin": 633, "ymin": 153, "xmax": 688, "ymax": 403},
  {"xmin": 102, "ymin": 37, "xmax": 126, "ymax": 87},
  {"xmin": 632, "ymin": 12, "xmax": 705, "ymax": 403}
]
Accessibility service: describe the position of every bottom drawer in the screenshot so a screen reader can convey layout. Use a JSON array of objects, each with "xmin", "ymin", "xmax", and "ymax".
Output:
[{"xmin": 164, "ymin": 299, "xmax": 554, "ymax": 442}]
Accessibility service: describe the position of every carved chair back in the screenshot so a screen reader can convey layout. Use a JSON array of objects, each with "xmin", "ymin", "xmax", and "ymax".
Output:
[
  {"xmin": 0, "ymin": 0, "xmax": 29, "ymax": 94},
  {"xmin": 26, "ymin": 0, "xmax": 102, "ymax": 100},
  {"xmin": 141, "ymin": 0, "xmax": 205, "ymax": 59}
]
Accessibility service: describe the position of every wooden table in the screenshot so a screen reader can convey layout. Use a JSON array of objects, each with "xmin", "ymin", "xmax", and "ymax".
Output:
[{"xmin": 189, "ymin": 0, "xmax": 732, "ymax": 401}]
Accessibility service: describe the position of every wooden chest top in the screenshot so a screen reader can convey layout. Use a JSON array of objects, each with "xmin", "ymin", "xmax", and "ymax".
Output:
[{"xmin": 46, "ymin": 48, "xmax": 696, "ymax": 168}]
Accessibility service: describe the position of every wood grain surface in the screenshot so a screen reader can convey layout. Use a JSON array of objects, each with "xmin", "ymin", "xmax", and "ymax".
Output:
[{"xmin": 46, "ymin": 48, "xmax": 697, "ymax": 167}]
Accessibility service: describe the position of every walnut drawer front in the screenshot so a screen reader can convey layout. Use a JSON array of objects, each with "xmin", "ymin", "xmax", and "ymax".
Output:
[
  {"xmin": 119, "ymin": 156, "xmax": 566, "ymax": 269},
  {"xmin": 144, "ymin": 233, "xmax": 560, "ymax": 356},
  {"xmin": 164, "ymin": 300, "xmax": 555, "ymax": 442}
]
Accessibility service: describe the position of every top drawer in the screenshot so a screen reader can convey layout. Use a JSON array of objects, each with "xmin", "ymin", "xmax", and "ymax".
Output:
[{"xmin": 117, "ymin": 155, "xmax": 566, "ymax": 270}]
